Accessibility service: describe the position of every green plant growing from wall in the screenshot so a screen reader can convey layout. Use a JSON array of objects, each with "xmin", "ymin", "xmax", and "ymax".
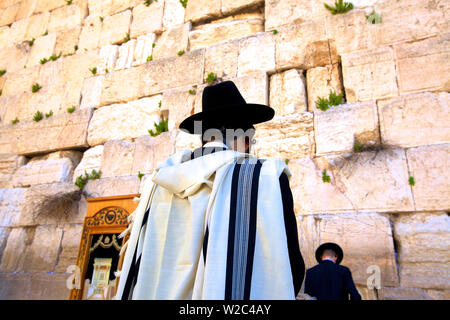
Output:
[
  {"xmin": 353, "ymin": 140, "xmax": 364, "ymax": 153},
  {"xmin": 315, "ymin": 89, "xmax": 343, "ymax": 111},
  {"xmin": 0, "ymin": 89, "xmax": 2, "ymax": 96},
  {"xmin": 40, "ymin": 57, "xmax": 49, "ymax": 64},
  {"xmin": 272, "ymin": 29, "xmax": 278, "ymax": 35},
  {"xmin": 66, "ymin": 0, "xmax": 73, "ymax": 4},
  {"xmin": 75, "ymin": 169, "xmax": 102, "ymax": 189},
  {"xmin": 89, "ymin": 67, "xmax": 97, "ymax": 75},
  {"xmin": 408, "ymin": 176, "xmax": 415, "ymax": 186},
  {"xmin": 205, "ymin": 72, "xmax": 218, "ymax": 85},
  {"xmin": 32, "ymin": 83, "xmax": 42, "ymax": 93},
  {"xmin": 99, "ymin": 16, "xmax": 104, "ymax": 22},
  {"xmin": 179, "ymin": 0, "xmax": 187, "ymax": 8},
  {"xmin": 322, "ymin": 169, "xmax": 331, "ymax": 183},
  {"xmin": 144, "ymin": 0, "xmax": 154, "ymax": 6},
  {"xmin": 285, "ymin": 159, "xmax": 290, "ymax": 165},
  {"xmin": 33, "ymin": 111, "xmax": 43, "ymax": 122},
  {"xmin": 188, "ymin": 89, "xmax": 196, "ymax": 95},
  {"xmin": 0, "ymin": 69, "xmax": 6, "ymax": 76},
  {"xmin": 11, "ymin": 118, "xmax": 19, "ymax": 125},
  {"xmin": 67, "ymin": 106, "xmax": 76, "ymax": 113},
  {"xmin": 123, "ymin": 32, "xmax": 131, "ymax": 43},
  {"xmin": 138, "ymin": 171, "xmax": 145, "ymax": 180},
  {"xmin": 45, "ymin": 110, "xmax": 53, "ymax": 118},
  {"xmin": 324, "ymin": 0, "xmax": 354, "ymax": 15},
  {"xmin": 74, "ymin": 45, "xmax": 78, "ymax": 51},
  {"xmin": 148, "ymin": 115, "xmax": 169, "ymax": 137},
  {"xmin": 366, "ymin": 11, "xmax": 382, "ymax": 24},
  {"xmin": 152, "ymin": 42, "xmax": 156, "ymax": 48},
  {"xmin": 177, "ymin": 50, "xmax": 185, "ymax": 56},
  {"xmin": 147, "ymin": 55, "xmax": 153, "ymax": 62},
  {"xmin": 50, "ymin": 52, "xmax": 62, "ymax": 61},
  {"xmin": 27, "ymin": 38, "xmax": 35, "ymax": 46}
]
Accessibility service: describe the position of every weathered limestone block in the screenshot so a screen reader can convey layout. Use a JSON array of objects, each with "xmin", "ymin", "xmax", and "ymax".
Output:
[
  {"xmin": 54, "ymin": 224, "xmax": 83, "ymax": 273},
  {"xmin": 11, "ymin": 151, "xmax": 82, "ymax": 187},
  {"xmin": 378, "ymin": 92, "xmax": 450, "ymax": 148},
  {"xmin": 34, "ymin": 0, "xmax": 66, "ymax": 13},
  {"xmin": 106, "ymin": 0, "xmax": 141, "ymax": 16},
  {"xmin": 22, "ymin": 225, "xmax": 63, "ymax": 272},
  {"xmin": 80, "ymin": 75, "xmax": 104, "ymax": 109},
  {"xmin": 425, "ymin": 289, "xmax": 450, "ymax": 300},
  {"xmin": 355, "ymin": 285, "xmax": 377, "ymax": 301},
  {"xmin": 0, "ymin": 227, "xmax": 35, "ymax": 272},
  {"xmin": 99, "ymin": 44, "xmax": 119, "ymax": 73},
  {"xmin": 73, "ymin": 145, "xmax": 104, "ymax": 182},
  {"xmin": 163, "ymin": 0, "xmax": 186, "ymax": 29},
  {"xmin": 297, "ymin": 212, "xmax": 398, "ymax": 286},
  {"xmin": 394, "ymin": 212, "xmax": 450, "ymax": 289},
  {"xmin": 269, "ymin": 69, "xmax": 307, "ymax": 116},
  {"xmin": 132, "ymin": 34, "xmax": 155, "ymax": 66},
  {"xmin": 377, "ymin": 287, "xmax": 433, "ymax": 300},
  {"xmin": 406, "ymin": 144, "xmax": 450, "ymax": 211},
  {"xmin": 78, "ymin": 14, "xmax": 102, "ymax": 51},
  {"xmin": 0, "ymin": 0, "xmax": 21, "ymax": 9},
  {"xmin": 140, "ymin": 49, "xmax": 205, "ymax": 97},
  {"xmin": 83, "ymin": 175, "xmax": 140, "ymax": 198},
  {"xmin": 130, "ymin": 3, "xmax": 163, "ymax": 38},
  {"xmin": 25, "ymin": 12, "xmax": 50, "ymax": 40},
  {"xmin": 14, "ymin": 108, "xmax": 92, "ymax": 155},
  {"xmin": 0, "ymin": 65, "xmax": 40, "ymax": 97},
  {"xmin": 114, "ymin": 39, "xmax": 136, "ymax": 70},
  {"xmin": 395, "ymin": 35, "xmax": 450, "ymax": 94},
  {"xmin": 48, "ymin": 5, "xmax": 83, "ymax": 33},
  {"xmin": 237, "ymin": 32, "xmax": 275, "ymax": 76},
  {"xmin": 9, "ymin": 17, "xmax": 29, "ymax": 44},
  {"xmin": 0, "ymin": 154, "xmax": 27, "ymax": 188},
  {"xmin": 162, "ymin": 85, "xmax": 196, "ymax": 131},
  {"xmin": 289, "ymin": 148, "xmax": 414, "ymax": 214},
  {"xmin": 175, "ymin": 129, "xmax": 202, "ymax": 152},
  {"xmin": 314, "ymin": 101, "xmax": 380, "ymax": 155},
  {"xmin": 0, "ymin": 227, "xmax": 10, "ymax": 264},
  {"xmin": 274, "ymin": 20, "xmax": 330, "ymax": 71},
  {"xmin": 306, "ymin": 64, "xmax": 344, "ymax": 112},
  {"xmin": 99, "ymin": 64, "xmax": 143, "ymax": 106},
  {"xmin": 0, "ymin": 44, "xmax": 29, "ymax": 73},
  {"xmin": 15, "ymin": 0, "xmax": 38, "ymax": 21},
  {"xmin": 189, "ymin": 18, "xmax": 264, "ymax": 51},
  {"xmin": 100, "ymin": 139, "xmax": 135, "ymax": 178},
  {"xmin": 37, "ymin": 56, "xmax": 63, "ymax": 88},
  {"xmin": 0, "ymin": 3, "xmax": 19, "ymax": 27},
  {"xmin": 265, "ymin": 0, "xmax": 328, "ymax": 31},
  {"xmin": 222, "ymin": 0, "xmax": 264, "ymax": 16},
  {"xmin": 0, "ymin": 188, "xmax": 26, "ymax": 226},
  {"xmin": 88, "ymin": 96, "xmax": 161, "ymax": 146},
  {"xmin": 99, "ymin": 10, "xmax": 131, "ymax": 46},
  {"xmin": 26, "ymin": 33, "xmax": 56, "ymax": 67},
  {"xmin": 132, "ymin": 131, "xmax": 176, "ymax": 175},
  {"xmin": 152, "ymin": 22, "xmax": 191, "ymax": 60},
  {"xmin": 204, "ymin": 40, "xmax": 239, "ymax": 79},
  {"xmin": 0, "ymin": 26, "xmax": 9, "ymax": 49},
  {"xmin": 341, "ymin": 46, "xmax": 398, "ymax": 102},
  {"xmin": 185, "ymin": 0, "xmax": 221, "ymax": 24},
  {"xmin": 253, "ymin": 113, "xmax": 314, "ymax": 160},
  {"xmin": 62, "ymin": 50, "xmax": 103, "ymax": 84},
  {"xmin": 54, "ymin": 26, "xmax": 81, "ymax": 55}
]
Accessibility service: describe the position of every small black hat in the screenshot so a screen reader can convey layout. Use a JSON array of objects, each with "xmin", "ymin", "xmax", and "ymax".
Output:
[
  {"xmin": 179, "ymin": 81, "xmax": 274, "ymax": 134},
  {"xmin": 315, "ymin": 242, "xmax": 344, "ymax": 265}
]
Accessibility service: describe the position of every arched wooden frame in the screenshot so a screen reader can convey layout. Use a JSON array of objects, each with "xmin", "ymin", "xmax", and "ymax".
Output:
[{"xmin": 69, "ymin": 194, "xmax": 140, "ymax": 300}]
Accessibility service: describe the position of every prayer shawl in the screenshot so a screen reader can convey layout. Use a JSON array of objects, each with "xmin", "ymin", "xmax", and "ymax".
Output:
[{"xmin": 115, "ymin": 148, "xmax": 296, "ymax": 300}]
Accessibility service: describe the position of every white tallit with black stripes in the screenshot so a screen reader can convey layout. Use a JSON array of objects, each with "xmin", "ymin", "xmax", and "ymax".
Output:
[{"xmin": 114, "ymin": 145, "xmax": 296, "ymax": 300}]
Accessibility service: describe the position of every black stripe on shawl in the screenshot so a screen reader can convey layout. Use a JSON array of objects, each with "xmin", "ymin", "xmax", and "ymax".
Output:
[{"xmin": 203, "ymin": 226, "xmax": 209, "ymax": 263}]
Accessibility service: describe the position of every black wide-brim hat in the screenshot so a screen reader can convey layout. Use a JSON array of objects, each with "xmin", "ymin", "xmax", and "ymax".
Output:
[
  {"xmin": 179, "ymin": 81, "xmax": 274, "ymax": 134},
  {"xmin": 315, "ymin": 242, "xmax": 344, "ymax": 265}
]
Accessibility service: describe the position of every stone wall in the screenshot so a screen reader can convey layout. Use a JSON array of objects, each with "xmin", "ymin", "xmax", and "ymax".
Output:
[{"xmin": 0, "ymin": 0, "xmax": 448, "ymax": 300}]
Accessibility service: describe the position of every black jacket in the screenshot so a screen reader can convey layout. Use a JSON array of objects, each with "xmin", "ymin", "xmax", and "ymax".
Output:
[{"xmin": 304, "ymin": 260, "xmax": 362, "ymax": 300}]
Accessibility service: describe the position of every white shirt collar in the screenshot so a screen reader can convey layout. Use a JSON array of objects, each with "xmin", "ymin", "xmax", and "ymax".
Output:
[{"xmin": 203, "ymin": 141, "xmax": 229, "ymax": 149}]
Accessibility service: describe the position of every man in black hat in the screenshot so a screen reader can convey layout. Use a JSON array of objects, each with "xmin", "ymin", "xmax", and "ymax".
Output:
[
  {"xmin": 304, "ymin": 242, "xmax": 361, "ymax": 300},
  {"xmin": 116, "ymin": 80, "xmax": 305, "ymax": 300}
]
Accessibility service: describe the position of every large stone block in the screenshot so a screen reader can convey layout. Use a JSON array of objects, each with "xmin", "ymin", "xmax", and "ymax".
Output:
[
  {"xmin": 204, "ymin": 40, "xmax": 239, "ymax": 80},
  {"xmin": 175, "ymin": 129, "xmax": 202, "ymax": 152},
  {"xmin": 406, "ymin": 144, "xmax": 450, "ymax": 211},
  {"xmin": 0, "ymin": 227, "xmax": 35, "ymax": 272},
  {"xmin": 377, "ymin": 287, "xmax": 433, "ymax": 300},
  {"xmin": 26, "ymin": 33, "xmax": 56, "ymax": 67},
  {"xmin": 237, "ymin": 32, "xmax": 275, "ymax": 76},
  {"xmin": 0, "ymin": 188, "xmax": 27, "ymax": 227},
  {"xmin": 269, "ymin": 69, "xmax": 307, "ymax": 116},
  {"xmin": 99, "ymin": 10, "xmax": 131, "ymax": 46},
  {"xmin": 221, "ymin": 0, "xmax": 263, "ymax": 15},
  {"xmin": 162, "ymin": 85, "xmax": 196, "ymax": 131},
  {"xmin": 132, "ymin": 131, "xmax": 176, "ymax": 175},
  {"xmin": 289, "ymin": 148, "xmax": 414, "ymax": 214},
  {"xmin": 265, "ymin": 0, "xmax": 328, "ymax": 31},
  {"xmin": 35, "ymin": 0, "xmax": 66, "ymax": 13},
  {"xmin": 73, "ymin": 145, "xmax": 104, "ymax": 182},
  {"xmin": 306, "ymin": 64, "xmax": 344, "ymax": 112},
  {"xmin": 100, "ymin": 139, "xmax": 135, "ymax": 178},
  {"xmin": 48, "ymin": 4, "xmax": 83, "ymax": 33},
  {"xmin": 139, "ymin": 49, "xmax": 205, "ymax": 97},
  {"xmin": 189, "ymin": 18, "xmax": 264, "ymax": 51},
  {"xmin": 87, "ymin": 96, "xmax": 161, "ymax": 146},
  {"xmin": 15, "ymin": 0, "xmax": 38, "ymax": 21},
  {"xmin": 83, "ymin": 175, "xmax": 140, "ymax": 198},
  {"xmin": 132, "ymin": 34, "xmax": 155, "ymax": 66},
  {"xmin": 314, "ymin": 101, "xmax": 380, "ymax": 155},
  {"xmin": 114, "ymin": 38, "xmax": 136, "ymax": 70},
  {"xmin": 62, "ymin": 50, "xmax": 103, "ymax": 84},
  {"xmin": 0, "ymin": 3, "xmax": 19, "ymax": 27},
  {"xmin": 341, "ymin": 46, "xmax": 398, "ymax": 102},
  {"xmin": 0, "ymin": 227, "xmax": 10, "ymax": 264},
  {"xmin": 253, "ymin": 113, "xmax": 314, "ymax": 160},
  {"xmin": 378, "ymin": 92, "xmax": 450, "ymax": 148},
  {"xmin": 395, "ymin": 35, "xmax": 450, "ymax": 94},
  {"xmin": 185, "ymin": 0, "xmax": 221, "ymax": 24},
  {"xmin": 0, "ymin": 44, "xmax": 29, "ymax": 73},
  {"xmin": 163, "ymin": 0, "xmax": 186, "ymax": 29},
  {"xmin": 37, "ymin": 57, "xmax": 63, "ymax": 88},
  {"xmin": 54, "ymin": 26, "xmax": 81, "ymax": 55},
  {"xmin": 0, "ymin": 26, "xmax": 9, "ymax": 49},
  {"xmin": 11, "ymin": 151, "xmax": 82, "ymax": 187},
  {"xmin": 152, "ymin": 22, "xmax": 191, "ymax": 60},
  {"xmin": 80, "ymin": 75, "xmax": 104, "ymax": 110},
  {"xmin": 394, "ymin": 212, "xmax": 450, "ymax": 290},
  {"xmin": 0, "ymin": 154, "xmax": 27, "ymax": 188},
  {"xmin": 0, "ymin": 65, "xmax": 40, "ymax": 97},
  {"xmin": 77, "ymin": 14, "xmax": 102, "ymax": 51},
  {"xmin": 25, "ymin": 12, "xmax": 50, "ymax": 40},
  {"xmin": 297, "ymin": 212, "xmax": 398, "ymax": 286},
  {"xmin": 54, "ymin": 224, "xmax": 83, "ymax": 273},
  {"xmin": 13, "ymin": 108, "xmax": 92, "ymax": 155},
  {"xmin": 274, "ymin": 20, "xmax": 330, "ymax": 71},
  {"xmin": 130, "ymin": 3, "xmax": 163, "ymax": 38},
  {"xmin": 98, "ymin": 44, "xmax": 119, "ymax": 73}
]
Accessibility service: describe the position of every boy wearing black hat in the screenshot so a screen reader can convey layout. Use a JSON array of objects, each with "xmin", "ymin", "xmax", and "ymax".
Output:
[{"xmin": 304, "ymin": 242, "xmax": 362, "ymax": 300}]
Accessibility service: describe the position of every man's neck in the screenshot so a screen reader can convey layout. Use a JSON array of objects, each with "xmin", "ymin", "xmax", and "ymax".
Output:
[{"xmin": 321, "ymin": 258, "xmax": 335, "ymax": 263}]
